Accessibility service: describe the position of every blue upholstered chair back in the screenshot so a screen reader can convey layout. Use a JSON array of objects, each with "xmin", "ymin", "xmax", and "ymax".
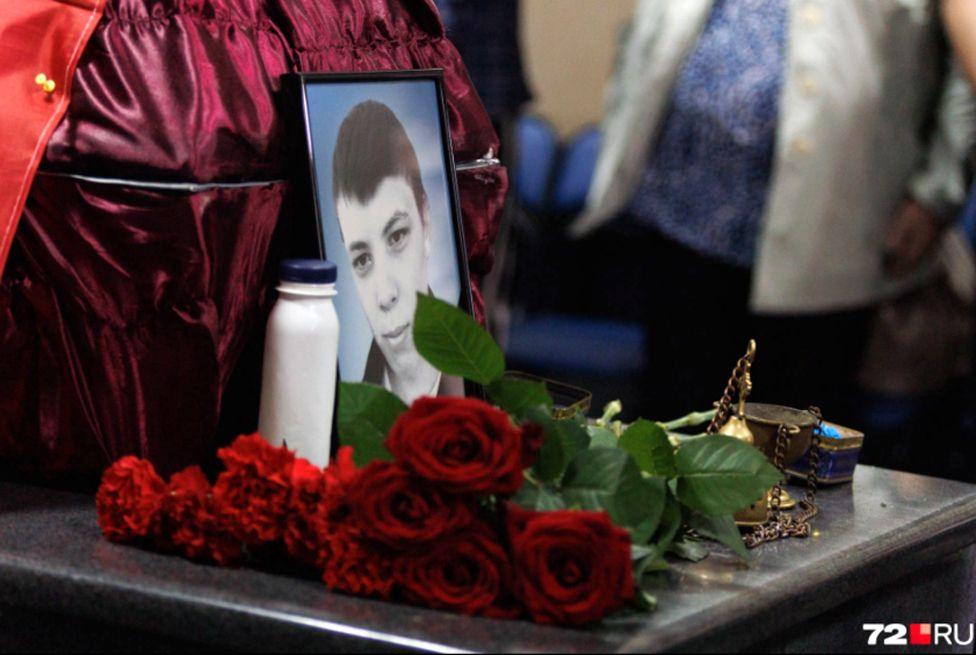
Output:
[
  {"xmin": 513, "ymin": 115, "xmax": 559, "ymax": 212},
  {"xmin": 507, "ymin": 117, "xmax": 646, "ymax": 385},
  {"xmin": 550, "ymin": 126, "xmax": 601, "ymax": 215}
]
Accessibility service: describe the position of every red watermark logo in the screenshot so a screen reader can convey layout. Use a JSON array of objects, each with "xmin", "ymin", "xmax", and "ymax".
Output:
[
  {"xmin": 864, "ymin": 623, "xmax": 972, "ymax": 647},
  {"xmin": 910, "ymin": 624, "xmax": 931, "ymax": 646}
]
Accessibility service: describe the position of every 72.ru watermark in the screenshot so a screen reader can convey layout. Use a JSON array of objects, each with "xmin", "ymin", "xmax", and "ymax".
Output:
[{"xmin": 863, "ymin": 624, "xmax": 975, "ymax": 647}]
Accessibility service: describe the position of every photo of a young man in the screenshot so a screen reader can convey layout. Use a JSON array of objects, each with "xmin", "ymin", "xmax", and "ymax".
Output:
[
  {"xmin": 304, "ymin": 76, "xmax": 468, "ymax": 406},
  {"xmin": 332, "ymin": 100, "xmax": 445, "ymax": 403}
]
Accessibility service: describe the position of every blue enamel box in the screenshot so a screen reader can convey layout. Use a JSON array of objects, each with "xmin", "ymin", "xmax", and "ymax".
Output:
[{"xmin": 787, "ymin": 421, "xmax": 864, "ymax": 485}]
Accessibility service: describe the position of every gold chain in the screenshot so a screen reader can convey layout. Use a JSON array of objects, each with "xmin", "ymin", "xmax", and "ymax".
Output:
[
  {"xmin": 706, "ymin": 346, "xmax": 754, "ymax": 435},
  {"xmin": 743, "ymin": 406, "xmax": 824, "ymax": 548},
  {"xmin": 708, "ymin": 344, "xmax": 825, "ymax": 549}
]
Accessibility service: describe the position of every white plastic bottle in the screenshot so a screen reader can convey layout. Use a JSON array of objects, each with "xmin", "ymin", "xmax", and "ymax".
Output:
[{"xmin": 258, "ymin": 259, "xmax": 339, "ymax": 467}]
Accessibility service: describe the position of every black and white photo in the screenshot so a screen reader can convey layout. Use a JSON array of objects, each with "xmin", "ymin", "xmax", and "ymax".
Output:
[{"xmin": 295, "ymin": 71, "xmax": 473, "ymax": 404}]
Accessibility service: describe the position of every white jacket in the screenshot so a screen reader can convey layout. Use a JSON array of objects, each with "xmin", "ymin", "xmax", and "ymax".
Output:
[{"xmin": 573, "ymin": 0, "xmax": 973, "ymax": 313}]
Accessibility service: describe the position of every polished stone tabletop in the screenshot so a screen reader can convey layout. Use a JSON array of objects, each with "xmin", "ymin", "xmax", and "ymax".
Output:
[{"xmin": 0, "ymin": 465, "xmax": 974, "ymax": 653}]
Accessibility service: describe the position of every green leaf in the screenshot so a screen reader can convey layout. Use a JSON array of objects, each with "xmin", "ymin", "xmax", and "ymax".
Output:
[
  {"xmin": 630, "ymin": 516, "xmax": 658, "ymax": 545},
  {"xmin": 487, "ymin": 377, "xmax": 552, "ymax": 419},
  {"xmin": 631, "ymin": 544, "xmax": 656, "ymax": 560},
  {"xmin": 673, "ymin": 435, "xmax": 782, "ymax": 516},
  {"xmin": 530, "ymin": 410, "xmax": 591, "ymax": 483},
  {"xmin": 337, "ymin": 382, "xmax": 406, "ymax": 466},
  {"xmin": 511, "ymin": 483, "xmax": 566, "ymax": 511},
  {"xmin": 633, "ymin": 545, "xmax": 669, "ymax": 579},
  {"xmin": 413, "ymin": 293, "xmax": 505, "ymax": 385},
  {"xmin": 668, "ymin": 538, "xmax": 709, "ymax": 562},
  {"xmin": 619, "ymin": 419, "xmax": 676, "ymax": 476},
  {"xmin": 633, "ymin": 589, "xmax": 658, "ymax": 611},
  {"xmin": 587, "ymin": 426, "xmax": 619, "ymax": 449},
  {"xmin": 688, "ymin": 512, "xmax": 750, "ymax": 561},
  {"xmin": 639, "ymin": 558, "xmax": 669, "ymax": 576},
  {"xmin": 652, "ymin": 494, "xmax": 683, "ymax": 554},
  {"xmin": 561, "ymin": 448, "xmax": 666, "ymax": 532}
]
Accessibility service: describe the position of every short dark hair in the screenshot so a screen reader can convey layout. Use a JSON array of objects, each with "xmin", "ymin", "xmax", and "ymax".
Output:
[{"xmin": 332, "ymin": 100, "xmax": 427, "ymax": 220}]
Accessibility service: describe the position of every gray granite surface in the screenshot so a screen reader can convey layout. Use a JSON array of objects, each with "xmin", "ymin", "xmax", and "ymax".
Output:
[{"xmin": 0, "ymin": 466, "xmax": 974, "ymax": 653}]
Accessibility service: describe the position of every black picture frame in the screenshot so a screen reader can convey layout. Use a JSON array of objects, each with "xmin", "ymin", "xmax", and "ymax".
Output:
[{"xmin": 283, "ymin": 69, "xmax": 482, "ymax": 402}]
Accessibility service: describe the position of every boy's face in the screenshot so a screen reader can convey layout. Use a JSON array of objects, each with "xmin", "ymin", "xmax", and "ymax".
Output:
[{"xmin": 336, "ymin": 176, "xmax": 430, "ymax": 375}]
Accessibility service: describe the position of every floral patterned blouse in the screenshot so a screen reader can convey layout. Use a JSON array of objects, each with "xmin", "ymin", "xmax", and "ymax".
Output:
[{"xmin": 629, "ymin": 0, "xmax": 789, "ymax": 268}]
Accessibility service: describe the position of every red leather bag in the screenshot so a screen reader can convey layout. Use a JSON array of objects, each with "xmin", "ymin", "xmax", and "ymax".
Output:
[{"xmin": 0, "ymin": 0, "xmax": 505, "ymax": 480}]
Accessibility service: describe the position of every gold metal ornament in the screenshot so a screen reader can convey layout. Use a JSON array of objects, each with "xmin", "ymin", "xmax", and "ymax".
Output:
[
  {"xmin": 707, "ymin": 340, "xmax": 768, "ymax": 524},
  {"xmin": 717, "ymin": 340, "xmax": 756, "ymax": 445},
  {"xmin": 707, "ymin": 340, "xmax": 826, "ymax": 545}
]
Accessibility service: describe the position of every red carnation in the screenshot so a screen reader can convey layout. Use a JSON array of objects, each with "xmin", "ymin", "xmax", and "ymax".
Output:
[
  {"xmin": 159, "ymin": 466, "xmax": 211, "ymax": 557},
  {"xmin": 217, "ymin": 432, "xmax": 296, "ymax": 478},
  {"xmin": 345, "ymin": 461, "xmax": 475, "ymax": 549},
  {"xmin": 212, "ymin": 433, "xmax": 295, "ymax": 547},
  {"xmin": 96, "ymin": 456, "xmax": 166, "ymax": 543},
  {"xmin": 328, "ymin": 446, "xmax": 360, "ymax": 487},
  {"xmin": 283, "ymin": 458, "xmax": 328, "ymax": 567},
  {"xmin": 506, "ymin": 504, "xmax": 635, "ymax": 626},
  {"xmin": 385, "ymin": 397, "xmax": 526, "ymax": 496},
  {"xmin": 160, "ymin": 466, "xmax": 242, "ymax": 566},
  {"xmin": 319, "ymin": 521, "xmax": 394, "ymax": 599},
  {"xmin": 394, "ymin": 522, "xmax": 517, "ymax": 617}
]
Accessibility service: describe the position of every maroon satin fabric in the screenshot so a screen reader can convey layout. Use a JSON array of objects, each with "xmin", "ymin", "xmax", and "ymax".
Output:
[{"xmin": 0, "ymin": 0, "xmax": 505, "ymax": 480}]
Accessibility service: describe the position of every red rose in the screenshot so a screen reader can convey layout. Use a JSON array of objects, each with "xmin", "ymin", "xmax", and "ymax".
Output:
[
  {"xmin": 345, "ymin": 461, "xmax": 474, "ymax": 549},
  {"xmin": 505, "ymin": 504, "xmax": 635, "ymax": 626},
  {"xmin": 212, "ymin": 433, "xmax": 295, "ymax": 546},
  {"xmin": 96, "ymin": 456, "xmax": 166, "ymax": 543},
  {"xmin": 394, "ymin": 522, "xmax": 516, "ymax": 617},
  {"xmin": 386, "ymin": 397, "xmax": 526, "ymax": 496},
  {"xmin": 284, "ymin": 458, "xmax": 327, "ymax": 567},
  {"xmin": 160, "ymin": 466, "xmax": 242, "ymax": 566}
]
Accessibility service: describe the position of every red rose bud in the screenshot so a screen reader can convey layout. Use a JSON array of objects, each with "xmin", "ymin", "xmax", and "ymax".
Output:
[
  {"xmin": 212, "ymin": 433, "xmax": 296, "ymax": 547},
  {"xmin": 386, "ymin": 397, "xmax": 526, "ymax": 496},
  {"xmin": 345, "ymin": 461, "xmax": 475, "ymax": 549},
  {"xmin": 505, "ymin": 504, "xmax": 635, "ymax": 626},
  {"xmin": 394, "ymin": 521, "xmax": 516, "ymax": 617},
  {"xmin": 96, "ymin": 456, "xmax": 167, "ymax": 543}
]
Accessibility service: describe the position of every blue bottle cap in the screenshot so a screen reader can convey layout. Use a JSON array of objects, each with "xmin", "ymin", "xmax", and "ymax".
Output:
[{"xmin": 279, "ymin": 259, "xmax": 337, "ymax": 284}]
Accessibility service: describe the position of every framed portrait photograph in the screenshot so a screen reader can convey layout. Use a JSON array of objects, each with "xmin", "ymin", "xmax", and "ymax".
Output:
[{"xmin": 288, "ymin": 70, "xmax": 476, "ymax": 406}]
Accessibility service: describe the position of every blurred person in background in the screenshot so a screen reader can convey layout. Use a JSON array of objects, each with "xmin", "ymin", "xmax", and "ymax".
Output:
[
  {"xmin": 435, "ymin": 0, "xmax": 533, "ymax": 341},
  {"xmin": 945, "ymin": 0, "xmax": 976, "ymax": 88},
  {"xmin": 570, "ymin": 0, "xmax": 973, "ymax": 427},
  {"xmin": 434, "ymin": 0, "xmax": 531, "ymax": 145},
  {"xmin": 848, "ymin": 0, "xmax": 976, "ymax": 480}
]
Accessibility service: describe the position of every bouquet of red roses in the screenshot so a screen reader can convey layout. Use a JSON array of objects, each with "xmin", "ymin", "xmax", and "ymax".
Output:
[
  {"xmin": 96, "ymin": 411, "xmax": 633, "ymax": 625},
  {"xmin": 96, "ymin": 295, "xmax": 781, "ymax": 627}
]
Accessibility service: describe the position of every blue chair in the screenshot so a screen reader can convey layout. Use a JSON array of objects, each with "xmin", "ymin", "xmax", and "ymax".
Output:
[
  {"xmin": 961, "ymin": 181, "xmax": 976, "ymax": 247},
  {"xmin": 506, "ymin": 119, "xmax": 646, "ymax": 397},
  {"xmin": 513, "ymin": 115, "xmax": 559, "ymax": 212},
  {"xmin": 550, "ymin": 126, "xmax": 601, "ymax": 215},
  {"xmin": 505, "ymin": 314, "xmax": 646, "ymax": 377}
]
